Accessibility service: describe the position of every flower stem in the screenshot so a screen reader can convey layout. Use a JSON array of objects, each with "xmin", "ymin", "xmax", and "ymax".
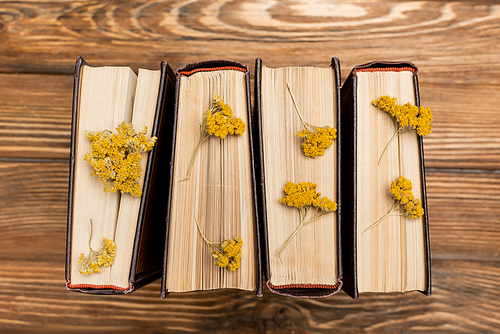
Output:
[
  {"xmin": 287, "ymin": 83, "xmax": 312, "ymax": 132},
  {"xmin": 278, "ymin": 220, "xmax": 305, "ymax": 264},
  {"xmin": 179, "ymin": 128, "xmax": 209, "ymax": 182},
  {"xmin": 378, "ymin": 128, "xmax": 401, "ymax": 165},
  {"xmin": 363, "ymin": 200, "xmax": 398, "ymax": 234},
  {"xmin": 277, "ymin": 209, "xmax": 331, "ymax": 263},
  {"xmin": 87, "ymin": 216, "xmax": 97, "ymax": 253},
  {"xmin": 194, "ymin": 217, "xmax": 217, "ymax": 247},
  {"xmin": 303, "ymin": 211, "xmax": 331, "ymax": 227}
]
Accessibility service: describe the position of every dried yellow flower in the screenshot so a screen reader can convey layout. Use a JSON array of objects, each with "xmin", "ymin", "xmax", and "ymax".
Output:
[
  {"xmin": 180, "ymin": 95, "xmax": 246, "ymax": 182},
  {"xmin": 287, "ymin": 83, "xmax": 337, "ymax": 158},
  {"xmin": 195, "ymin": 218, "xmax": 242, "ymax": 271},
  {"xmin": 363, "ymin": 176, "xmax": 425, "ymax": 233},
  {"xmin": 373, "ymin": 96, "xmax": 433, "ymax": 165},
  {"xmin": 84, "ymin": 121, "xmax": 156, "ymax": 197},
  {"xmin": 278, "ymin": 181, "xmax": 337, "ymax": 261},
  {"xmin": 78, "ymin": 218, "xmax": 117, "ymax": 275},
  {"xmin": 279, "ymin": 181, "xmax": 337, "ymax": 212}
]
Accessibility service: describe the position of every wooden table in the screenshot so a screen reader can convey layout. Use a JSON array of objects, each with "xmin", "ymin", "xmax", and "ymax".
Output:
[{"xmin": 1, "ymin": 1, "xmax": 499, "ymax": 332}]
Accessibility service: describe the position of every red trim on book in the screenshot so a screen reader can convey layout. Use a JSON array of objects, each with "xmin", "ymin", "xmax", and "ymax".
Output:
[
  {"xmin": 67, "ymin": 282, "xmax": 129, "ymax": 290},
  {"xmin": 354, "ymin": 67, "xmax": 416, "ymax": 74},
  {"xmin": 179, "ymin": 66, "xmax": 247, "ymax": 76},
  {"xmin": 268, "ymin": 281, "xmax": 342, "ymax": 290}
]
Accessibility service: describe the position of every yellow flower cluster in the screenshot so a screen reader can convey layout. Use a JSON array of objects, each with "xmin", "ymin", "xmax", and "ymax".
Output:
[
  {"xmin": 204, "ymin": 95, "xmax": 245, "ymax": 139},
  {"xmin": 297, "ymin": 126, "xmax": 337, "ymax": 159},
  {"xmin": 78, "ymin": 238, "xmax": 117, "ymax": 275},
  {"xmin": 211, "ymin": 237, "xmax": 243, "ymax": 271},
  {"xmin": 287, "ymin": 84, "xmax": 336, "ymax": 159},
  {"xmin": 405, "ymin": 199, "xmax": 424, "ymax": 219},
  {"xmin": 277, "ymin": 181, "xmax": 337, "ymax": 261},
  {"xmin": 390, "ymin": 175, "xmax": 414, "ymax": 204},
  {"xmin": 372, "ymin": 96, "xmax": 432, "ymax": 165},
  {"xmin": 391, "ymin": 176, "xmax": 424, "ymax": 219},
  {"xmin": 279, "ymin": 181, "xmax": 337, "ymax": 212},
  {"xmin": 194, "ymin": 218, "xmax": 242, "ymax": 272},
  {"xmin": 84, "ymin": 121, "xmax": 156, "ymax": 197},
  {"xmin": 364, "ymin": 176, "xmax": 425, "ymax": 234},
  {"xmin": 373, "ymin": 95, "xmax": 433, "ymax": 136},
  {"xmin": 180, "ymin": 95, "xmax": 246, "ymax": 182}
]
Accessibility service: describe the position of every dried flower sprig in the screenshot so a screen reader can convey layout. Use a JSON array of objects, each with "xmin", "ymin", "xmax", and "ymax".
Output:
[
  {"xmin": 363, "ymin": 176, "xmax": 424, "ymax": 234},
  {"xmin": 78, "ymin": 218, "xmax": 117, "ymax": 275},
  {"xmin": 373, "ymin": 95, "xmax": 433, "ymax": 165},
  {"xmin": 179, "ymin": 95, "xmax": 245, "ymax": 182},
  {"xmin": 84, "ymin": 121, "xmax": 156, "ymax": 197},
  {"xmin": 278, "ymin": 181, "xmax": 337, "ymax": 262},
  {"xmin": 194, "ymin": 217, "xmax": 242, "ymax": 271},
  {"xmin": 287, "ymin": 83, "xmax": 337, "ymax": 158}
]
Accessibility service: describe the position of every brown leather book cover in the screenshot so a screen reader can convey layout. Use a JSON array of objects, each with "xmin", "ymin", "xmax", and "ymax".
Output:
[
  {"xmin": 340, "ymin": 61, "xmax": 432, "ymax": 299},
  {"xmin": 160, "ymin": 60, "xmax": 263, "ymax": 299},
  {"xmin": 65, "ymin": 56, "xmax": 175, "ymax": 294},
  {"xmin": 254, "ymin": 57, "xmax": 343, "ymax": 298}
]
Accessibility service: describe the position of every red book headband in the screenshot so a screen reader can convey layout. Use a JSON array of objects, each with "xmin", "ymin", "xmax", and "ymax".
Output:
[
  {"xmin": 354, "ymin": 67, "xmax": 416, "ymax": 74},
  {"xmin": 179, "ymin": 66, "xmax": 247, "ymax": 76}
]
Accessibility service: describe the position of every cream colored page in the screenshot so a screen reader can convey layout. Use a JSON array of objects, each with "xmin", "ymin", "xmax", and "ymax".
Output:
[
  {"xmin": 167, "ymin": 70, "xmax": 256, "ymax": 292},
  {"xmin": 261, "ymin": 66, "xmax": 337, "ymax": 286},
  {"xmin": 356, "ymin": 71, "xmax": 425, "ymax": 293},
  {"xmin": 397, "ymin": 79, "xmax": 427, "ymax": 292},
  {"xmin": 71, "ymin": 66, "xmax": 137, "ymax": 286},
  {"xmin": 113, "ymin": 69, "xmax": 161, "ymax": 288}
]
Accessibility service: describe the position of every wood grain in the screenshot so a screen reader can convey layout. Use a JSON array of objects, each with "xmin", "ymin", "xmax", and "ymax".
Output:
[
  {"xmin": 0, "ymin": 0, "xmax": 499, "ymax": 83},
  {"xmin": 0, "ymin": 162, "xmax": 68, "ymax": 263},
  {"xmin": 427, "ymin": 171, "xmax": 500, "ymax": 260},
  {"xmin": 421, "ymin": 83, "xmax": 500, "ymax": 170},
  {"xmin": 0, "ymin": 74, "xmax": 72, "ymax": 160},
  {"xmin": 1, "ymin": 259, "xmax": 499, "ymax": 333}
]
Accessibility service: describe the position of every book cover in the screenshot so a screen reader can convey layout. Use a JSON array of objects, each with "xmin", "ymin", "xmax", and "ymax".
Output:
[{"xmin": 65, "ymin": 57, "xmax": 175, "ymax": 294}]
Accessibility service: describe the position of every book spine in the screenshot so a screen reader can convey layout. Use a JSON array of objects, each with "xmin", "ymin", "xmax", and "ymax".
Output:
[
  {"xmin": 254, "ymin": 58, "xmax": 271, "ymax": 285},
  {"xmin": 339, "ymin": 68, "xmax": 359, "ymax": 300},
  {"xmin": 65, "ymin": 56, "xmax": 86, "ymax": 286}
]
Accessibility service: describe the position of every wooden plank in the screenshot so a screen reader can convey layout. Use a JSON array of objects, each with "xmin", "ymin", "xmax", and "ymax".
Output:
[
  {"xmin": 0, "ymin": 74, "xmax": 73, "ymax": 159},
  {"xmin": 0, "ymin": 0, "xmax": 499, "ymax": 84},
  {"xmin": 421, "ymin": 83, "xmax": 500, "ymax": 170},
  {"xmin": 1, "ymin": 162, "xmax": 499, "ymax": 269},
  {"xmin": 427, "ymin": 171, "xmax": 500, "ymax": 260},
  {"xmin": 1, "ymin": 73, "xmax": 500, "ymax": 169},
  {"xmin": 0, "ymin": 259, "xmax": 499, "ymax": 332},
  {"xmin": 0, "ymin": 162, "xmax": 68, "ymax": 263}
]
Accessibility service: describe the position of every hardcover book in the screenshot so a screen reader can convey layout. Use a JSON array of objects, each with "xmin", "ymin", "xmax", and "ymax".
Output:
[
  {"xmin": 161, "ymin": 60, "xmax": 262, "ymax": 298},
  {"xmin": 340, "ymin": 61, "xmax": 431, "ymax": 299},
  {"xmin": 254, "ymin": 58, "xmax": 343, "ymax": 297},
  {"xmin": 65, "ymin": 57, "xmax": 175, "ymax": 294}
]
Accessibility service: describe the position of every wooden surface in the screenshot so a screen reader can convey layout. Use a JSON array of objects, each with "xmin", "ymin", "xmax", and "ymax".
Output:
[{"xmin": 1, "ymin": 1, "xmax": 499, "ymax": 332}]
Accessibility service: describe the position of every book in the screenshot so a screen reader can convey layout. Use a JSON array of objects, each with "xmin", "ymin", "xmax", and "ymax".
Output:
[
  {"xmin": 161, "ymin": 60, "xmax": 262, "ymax": 298},
  {"xmin": 340, "ymin": 61, "xmax": 431, "ymax": 299},
  {"xmin": 254, "ymin": 58, "xmax": 343, "ymax": 297},
  {"xmin": 65, "ymin": 56, "xmax": 175, "ymax": 294}
]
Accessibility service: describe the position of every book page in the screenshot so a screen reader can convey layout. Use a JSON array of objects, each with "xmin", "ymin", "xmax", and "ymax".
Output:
[
  {"xmin": 261, "ymin": 66, "xmax": 338, "ymax": 287},
  {"xmin": 356, "ymin": 70, "xmax": 426, "ymax": 293},
  {"xmin": 112, "ymin": 69, "xmax": 161, "ymax": 288},
  {"xmin": 70, "ymin": 66, "xmax": 137, "ymax": 287},
  {"xmin": 166, "ymin": 69, "xmax": 256, "ymax": 292}
]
